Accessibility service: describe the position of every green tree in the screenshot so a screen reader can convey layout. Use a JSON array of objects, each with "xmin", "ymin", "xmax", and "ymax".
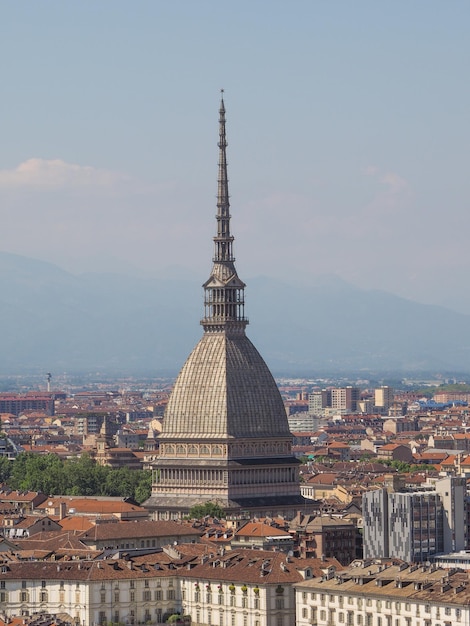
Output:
[
  {"xmin": 10, "ymin": 452, "xmax": 65, "ymax": 493},
  {"xmin": 5, "ymin": 451, "xmax": 152, "ymax": 502},
  {"xmin": 134, "ymin": 471, "xmax": 152, "ymax": 504},
  {"xmin": 63, "ymin": 454, "xmax": 104, "ymax": 496},
  {"xmin": 0, "ymin": 456, "xmax": 13, "ymax": 483},
  {"xmin": 188, "ymin": 501, "xmax": 225, "ymax": 519}
]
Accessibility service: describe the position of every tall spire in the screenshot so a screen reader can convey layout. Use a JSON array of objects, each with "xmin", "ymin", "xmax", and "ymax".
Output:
[
  {"xmin": 214, "ymin": 90, "xmax": 233, "ymax": 263},
  {"xmin": 201, "ymin": 92, "xmax": 248, "ymax": 334}
]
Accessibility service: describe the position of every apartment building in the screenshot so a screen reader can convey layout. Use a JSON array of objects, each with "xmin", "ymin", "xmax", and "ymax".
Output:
[
  {"xmin": 295, "ymin": 560, "xmax": 470, "ymax": 626},
  {"xmin": 374, "ymin": 386, "xmax": 394, "ymax": 414},
  {"xmin": 0, "ymin": 547, "xmax": 340, "ymax": 626},
  {"xmin": 308, "ymin": 388, "xmax": 360, "ymax": 417}
]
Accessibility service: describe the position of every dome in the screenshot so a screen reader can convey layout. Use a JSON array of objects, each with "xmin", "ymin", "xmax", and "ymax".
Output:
[{"xmin": 162, "ymin": 331, "xmax": 291, "ymax": 439}]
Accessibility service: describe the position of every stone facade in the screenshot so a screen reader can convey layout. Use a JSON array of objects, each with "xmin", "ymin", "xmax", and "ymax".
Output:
[{"xmin": 144, "ymin": 96, "xmax": 304, "ymax": 520}]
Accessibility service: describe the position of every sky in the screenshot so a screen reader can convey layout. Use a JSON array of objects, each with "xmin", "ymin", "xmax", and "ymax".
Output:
[{"xmin": 2, "ymin": 1, "xmax": 470, "ymax": 313}]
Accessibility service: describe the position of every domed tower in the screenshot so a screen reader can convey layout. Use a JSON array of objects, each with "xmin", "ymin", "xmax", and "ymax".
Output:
[{"xmin": 144, "ymin": 93, "xmax": 304, "ymax": 519}]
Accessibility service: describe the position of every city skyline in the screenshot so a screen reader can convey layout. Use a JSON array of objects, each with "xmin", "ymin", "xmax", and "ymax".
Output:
[{"xmin": 2, "ymin": 2, "xmax": 470, "ymax": 313}]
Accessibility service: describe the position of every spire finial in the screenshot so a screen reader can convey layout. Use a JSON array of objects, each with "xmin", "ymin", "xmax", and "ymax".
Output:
[{"xmin": 200, "ymin": 94, "xmax": 248, "ymax": 334}]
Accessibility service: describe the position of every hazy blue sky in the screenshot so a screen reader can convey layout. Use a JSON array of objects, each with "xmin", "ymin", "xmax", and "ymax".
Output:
[{"xmin": 2, "ymin": 1, "xmax": 470, "ymax": 312}]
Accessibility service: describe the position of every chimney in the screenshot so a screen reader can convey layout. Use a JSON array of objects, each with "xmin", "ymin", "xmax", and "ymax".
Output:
[{"xmin": 59, "ymin": 501, "xmax": 67, "ymax": 520}]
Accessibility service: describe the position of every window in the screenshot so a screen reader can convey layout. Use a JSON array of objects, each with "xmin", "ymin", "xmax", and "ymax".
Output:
[
  {"xmin": 302, "ymin": 608, "xmax": 308, "ymax": 618},
  {"xmin": 168, "ymin": 589, "xmax": 175, "ymax": 600},
  {"xmin": 143, "ymin": 590, "xmax": 151, "ymax": 602},
  {"xmin": 130, "ymin": 592, "xmax": 135, "ymax": 602},
  {"xmin": 0, "ymin": 592, "xmax": 8, "ymax": 603},
  {"xmin": 241, "ymin": 597, "xmax": 247, "ymax": 608},
  {"xmin": 0, "ymin": 582, "xmax": 4, "ymax": 590},
  {"xmin": 276, "ymin": 598, "xmax": 284, "ymax": 610},
  {"xmin": 114, "ymin": 591, "xmax": 120, "ymax": 603},
  {"xmin": 41, "ymin": 581, "xmax": 46, "ymax": 588},
  {"xmin": 254, "ymin": 598, "xmax": 260, "ymax": 610},
  {"xmin": 100, "ymin": 592, "xmax": 106, "ymax": 604},
  {"xmin": 21, "ymin": 581, "xmax": 27, "ymax": 589},
  {"xmin": 144, "ymin": 580, "xmax": 149, "ymax": 588},
  {"xmin": 99, "ymin": 612, "xmax": 106, "ymax": 625},
  {"xmin": 40, "ymin": 591, "xmax": 48, "ymax": 603},
  {"xmin": 155, "ymin": 589, "xmax": 162, "ymax": 601},
  {"xmin": 230, "ymin": 596, "xmax": 235, "ymax": 607},
  {"xmin": 20, "ymin": 591, "xmax": 28, "ymax": 603},
  {"xmin": 130, "ymin": 581, "xmax": 135, "ymax": 589}
]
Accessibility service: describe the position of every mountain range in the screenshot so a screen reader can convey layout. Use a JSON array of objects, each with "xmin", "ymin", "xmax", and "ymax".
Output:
[{"xmin": 0, "ymin": 251, "xmax": 469, "ymax": 376}]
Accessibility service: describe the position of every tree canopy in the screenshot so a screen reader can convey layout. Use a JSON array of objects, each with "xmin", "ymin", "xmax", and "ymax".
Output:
[
  {"xmin": 3, "ymin": 452, "xmax": 151, "ymax": 503},
  {"xmin": 188, "ymin": 501, "xmax": 225, "ymax": 520}
]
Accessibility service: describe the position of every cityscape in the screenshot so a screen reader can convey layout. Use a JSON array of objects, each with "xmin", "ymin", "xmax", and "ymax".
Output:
[{"xmin": 2, "ymin": 3, "xmax": 470, "ymax": 626}]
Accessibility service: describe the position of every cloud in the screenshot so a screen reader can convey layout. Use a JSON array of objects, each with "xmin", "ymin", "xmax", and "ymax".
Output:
[
  {"xmin": 379, "ymin": 172, "xmax": 408, "ymax": 194},
  {"xmin": 364, "ymin": 165, "xmax": 409, "ymax": 194},
  {"xmin": 0, "ymin": 158, "xmax": 127, "ymax": 189}
]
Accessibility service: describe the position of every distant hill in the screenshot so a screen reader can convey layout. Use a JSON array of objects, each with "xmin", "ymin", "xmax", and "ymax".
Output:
[{"xmin": 0, "ymin": 251, "xmax": 469, "ymax": 375}]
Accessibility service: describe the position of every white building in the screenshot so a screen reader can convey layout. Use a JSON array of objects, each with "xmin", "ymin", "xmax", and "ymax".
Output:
[
  {"xmin": 0, "ymin": 546, "xmax": 340, "ymax": 626},
  {"xmin": 295, "ymin": 559, "xmax": 470, "ymax": 626}
]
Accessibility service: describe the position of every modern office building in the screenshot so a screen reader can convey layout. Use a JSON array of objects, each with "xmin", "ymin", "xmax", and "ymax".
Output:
[
  {"xmin": 144, "ymin": 95, "xmax": 304, "ymax": 520},
  {"xmin": 363, "ymin": 477, "xmax": 466, "ymax": 562}
]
